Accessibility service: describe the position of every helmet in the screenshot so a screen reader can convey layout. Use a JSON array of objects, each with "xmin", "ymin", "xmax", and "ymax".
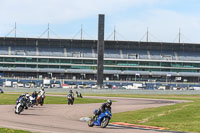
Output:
[
  {"xmin": 69, "ymin": 89, "xmax": 73, "ymax": 93},
  {"xmin": 25, "ymin": 93, "xmax": 29, "ymax": 98},
  {"xmin": 106, "ymin": 99, "xmax": 112, "ymax": 106}
]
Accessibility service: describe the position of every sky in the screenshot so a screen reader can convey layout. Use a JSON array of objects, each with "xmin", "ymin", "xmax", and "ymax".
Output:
[{"xmin": 0, "ymin": 0, "xmax": 200, "ymax": 43}]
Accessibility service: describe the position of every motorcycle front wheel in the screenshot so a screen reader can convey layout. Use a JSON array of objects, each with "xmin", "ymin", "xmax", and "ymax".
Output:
[
  {"xmin": 100, "ymin": 117, "xmax": 109, "ymax": 128},
  {"xmin": 88, "ymin": 119, "xmax": 94, "ymax": 127},
  {"xmin": 17, "ymin": 106, "xmax": 23, "ymax": 114},
  {"xmin": 41, "ymin": 98, "xmax": 44, "ymax": 106}
]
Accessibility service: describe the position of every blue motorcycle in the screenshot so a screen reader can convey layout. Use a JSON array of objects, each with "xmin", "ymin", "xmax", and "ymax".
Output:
[{"xmin": 88, "ymin": 109, "xmax": 112, "ymax": 128}]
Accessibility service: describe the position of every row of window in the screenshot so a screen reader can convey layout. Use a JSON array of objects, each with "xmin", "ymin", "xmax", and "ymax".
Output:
[
  {"xmin": 0, "ymin": 64, "xmax": 198, "ymax": 72},
  {"xmin": 1, "ymin": 57, "xmax": 200, "ymax": 68}
]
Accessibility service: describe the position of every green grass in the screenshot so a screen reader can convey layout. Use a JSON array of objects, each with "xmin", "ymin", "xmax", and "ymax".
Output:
[
  {"xmin": 0, "ymin": 93, "xmax": 106, "ymax": 105},
  {"xmin": 0, "ymin": 128, "xmax": 33, "ymax": 133},
  {"xmin": 85, "ymin": 93, "xmax": 200, "ymax": 100},
  {"xmin": 0, "ymin": 93, "xmax": 19, "ymax": 104},
  {"xmin": 44, "ymin": 95, "xmax": 106, "ymax": 104},
  {"xmin": 86, "ymin": 94, "xmax": 200, "ymax": 132}
]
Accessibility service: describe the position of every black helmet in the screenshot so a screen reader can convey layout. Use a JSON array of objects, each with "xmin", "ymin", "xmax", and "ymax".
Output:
[
  {"xmin": 106, "ymin": 99, "xmax": 112, "ymax": 106},
  {"xmin": 69, "ymin": 89, "xmax": 73, "ymax": 93}
]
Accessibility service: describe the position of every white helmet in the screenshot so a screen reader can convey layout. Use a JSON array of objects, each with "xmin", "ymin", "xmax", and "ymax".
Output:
[
  {"xmin": 106, "ymin": 99, "xmax": 112, "ymax": 106},
  {"xmin": 25, "ymin": 93, "xmax": 29, "ymax": 97}
]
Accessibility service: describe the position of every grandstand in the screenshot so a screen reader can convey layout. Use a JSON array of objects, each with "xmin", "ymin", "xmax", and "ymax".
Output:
[{"xmin": 0, "ymin": 37, "xmax": 200, "ymax": 83}]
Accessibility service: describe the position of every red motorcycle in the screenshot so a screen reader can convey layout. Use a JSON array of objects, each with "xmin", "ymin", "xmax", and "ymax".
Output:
[{"xmin": 37, "ymin": 95, "xmax": 45, "ymax": 106}]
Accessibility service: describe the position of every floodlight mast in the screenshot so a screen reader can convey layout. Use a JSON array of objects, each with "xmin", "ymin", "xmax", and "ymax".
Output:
[{"xmin": 97, "ymin": 14, "xmax": 105, "ymax": 89}]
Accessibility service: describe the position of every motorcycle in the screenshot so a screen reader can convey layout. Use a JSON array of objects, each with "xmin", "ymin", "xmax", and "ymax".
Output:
[
  {"xmin": 28, "ymin": 95, "xmax": 37, "ymax": 107},
  {"xmin": 15, "ymin": 97, "xmax": 26, "ymax": 114},
  {"xmin": 67, "ymin": 94, "xmax": 74, "ymax": 105},
  {"xmin": 88, "ymin": 109, "xmax": 112, "ymax": 128},
  {"xmin": 37, "ymin": 95, "xmax": 45, "ymax": 106}
]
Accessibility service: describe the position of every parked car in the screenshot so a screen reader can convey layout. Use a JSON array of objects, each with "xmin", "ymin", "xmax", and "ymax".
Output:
[
  {"xmin": 0, "ymin": 88, "xmax": 4, "ymax": 93},
  {"xmin": 17, "ymin": 82, "xmax": 24, "ymax": 87},
  {"xmin": 91, "ymin": 84, "xmax": 97, "ymax": 89},
  {"xmin": 158, "ymin": 85, "xmax": 170, "ymax": 90}
]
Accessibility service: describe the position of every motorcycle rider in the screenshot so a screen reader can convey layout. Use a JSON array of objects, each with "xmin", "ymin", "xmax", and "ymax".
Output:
[
  {"xmin": 31, "ymin": 91, "xmax": 38, "ymax": 105},
  {"xmin": 76, "ymin": 90, "xmax": 83, "ymax": 98},
  {"xmin": 67, "ymin": 89, "xmax": 74, "ymax": 104},
  {"xmin": 37, "ymin": 88, "xmax": 45, "ymax": 105},
  {"xmin": 68, "ymin": 90, "xmax": 74, "ymax": 97},
  {"xmin": 16, "ymin": 94, "xmax": 25, "ymax": 104},
  {"xmin": 32, "ymin": 91, "xmax": 38, "ymax": 98},
  {"xmin": 38, "ymin": 88, "xmax": 45, "ymax": 97},
  {"xmin": 24, "ymin": 93, "xmax": 30, "ymax": 109},
  {"xmin": 93, "ymin": 100, "xmax": 112, "ymax": 120},
  {"xmin": 15, "ymin": 93, "xmax": 28, "ymax": 114},
  {"xmin": 16, "ymin": 93, "xmax": 29, "ymax": 109},
  {"xmin": 76, "ymin": 91, "xmax": 79, "ymax": 97}
]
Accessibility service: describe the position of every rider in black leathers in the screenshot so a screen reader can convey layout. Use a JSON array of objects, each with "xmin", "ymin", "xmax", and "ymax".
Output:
[
  {"xmin": 93, "ymin": 100, "xmax": 112, "ymax": 119},
  {"xmin": 16, "ymin": 93, "xmax": 29, "ymax": 109},
  {"xmin": 100, "ymin": 101, "xmax": 112, "ymax": 112},
  {"xmin": 67, "ymin": 90, "xmax": 75, "ymax": 105}
]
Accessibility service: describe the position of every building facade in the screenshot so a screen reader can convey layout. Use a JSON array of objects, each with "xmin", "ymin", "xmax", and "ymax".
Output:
[{"xmin": 0, "ymin": 37, "xmax": 200, "ymax": 82}]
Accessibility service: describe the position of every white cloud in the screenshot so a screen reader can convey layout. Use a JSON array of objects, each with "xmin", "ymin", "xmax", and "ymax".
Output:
[{"xmin": 0, "ymin": 0, "xmax": 157, "ymax": 24}]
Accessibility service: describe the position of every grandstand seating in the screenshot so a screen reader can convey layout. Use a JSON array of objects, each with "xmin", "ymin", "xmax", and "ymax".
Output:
[
  {"xmin": 0, "ymin": 43, "xmax": 200, "ymax": 61},
  {"xmin": 11, "ymin": 45, "xmax": 36, "ymax": 56},
  {"xmin": 149, "ymin": 50, "xmax": 176, "ymax": 60},
  {"xmin": 122, "ymin": 49, "xmax": 149, "ymax": 59},
  {"xmin": 67, "ymin": 48, "xmax": 93, "ymax": 58},
  {"xmin": 0, "ymin": 45, "xmax": 8, "ymax": 55},
  {"xmin": 39, "ymin": 46, "xmax": 64, "ymax": 57},
  {"xmin": 104, "ymin": 49, "xmax": 121, "ymax": 58},
  {"xmin": 177, "ymin": 51, "xmax": 200, "ymax": 61}
]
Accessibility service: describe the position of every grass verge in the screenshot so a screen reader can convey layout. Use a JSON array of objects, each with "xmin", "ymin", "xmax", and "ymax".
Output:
[
  {"xmin": 0, "ymin": 128, "xmax": 33, "ymax": 133},
  {"xmin": 0, "ymin": 93, "xmax": 106, "ymax": 105}
]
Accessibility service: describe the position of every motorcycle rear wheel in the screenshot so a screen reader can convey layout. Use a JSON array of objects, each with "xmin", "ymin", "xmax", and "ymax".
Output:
[{"xmin": 100, "ymin": 117, "xmax": 109, "ymax": 128}]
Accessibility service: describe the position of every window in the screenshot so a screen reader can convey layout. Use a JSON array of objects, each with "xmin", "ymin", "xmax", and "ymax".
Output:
[
  {"xmin": 16, "ymin": 58, "xmax": 26, "ymax": 62},
  {"xmin": 49, "ymin": 59, "xmax": 59, "ymax": 63},
  {"xmin": 60, "ymin": 59, "xmax": 70, "ymax": 63},
  {"xmin": 4, "ymin": 57, "xmax": 15, "ymax": 62},
  {"xmin": 38, "ymin": 58, "xmax": 49, "ymax": 63}
]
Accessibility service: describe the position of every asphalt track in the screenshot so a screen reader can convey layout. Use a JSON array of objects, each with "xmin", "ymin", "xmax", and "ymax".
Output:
[{"xmin": 0, "ymin": 96, "xmax": 186, "ymax": 133}]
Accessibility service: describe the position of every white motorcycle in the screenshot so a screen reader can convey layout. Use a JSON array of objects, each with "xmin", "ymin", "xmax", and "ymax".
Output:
[
  {"xmin": 15, "ymin": 98, "xmax": 26, "ymax": 114},
  {"xmin": 28, "ymin": 96, "xmax": 36, "ymax": 107}
]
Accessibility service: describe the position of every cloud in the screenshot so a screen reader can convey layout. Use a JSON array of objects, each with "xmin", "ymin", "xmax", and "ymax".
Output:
[{"xmin": 0, "ymin": 0, "xmax": 157, "ymax": 25}]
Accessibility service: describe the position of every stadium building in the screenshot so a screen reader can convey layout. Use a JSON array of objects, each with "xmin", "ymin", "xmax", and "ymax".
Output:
[{"xmin": 0, "ymin": 37, "xmax": 200, "ymax": 83}]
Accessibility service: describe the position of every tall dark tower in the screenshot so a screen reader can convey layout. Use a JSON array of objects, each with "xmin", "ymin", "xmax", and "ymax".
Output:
[{"xmin": 97, "ymin": 14, "xmax": 105, "ymax": 88}]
